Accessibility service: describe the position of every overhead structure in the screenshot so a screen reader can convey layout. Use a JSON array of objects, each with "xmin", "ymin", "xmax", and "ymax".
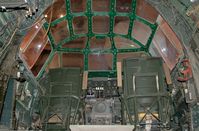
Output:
[
  {"xmin": 0, "ymin": 0, "xmax": 199, "ymax": 131},
  {"xmin": 19, "ymin": 0, "xmax": 158, "ymax": 79}
]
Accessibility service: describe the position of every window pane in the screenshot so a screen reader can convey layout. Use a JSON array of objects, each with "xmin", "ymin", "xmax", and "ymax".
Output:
[
  {"xmin": 132, "ymin": 20, "xmax": 151, "ymax": 45},
  {"xmin": 51, "ymin": 20, "xmax": 69, "ymax": 44},
  {"xmin": 62, "ymin": 53, "xmax": 84, "ymax": 68},
  {"xmin": 31, "ymin": 42, "xmax": 51, "ymax": 76},
  {"xmin": 116, "ymin": 0, "xmax": 132, "ymax": 13},
  {"xmin": 43, "ymin": 0, "xmax": 66, "ymax": 22},
  {"xmin": 93, "ymin": 16, "xmax": 110, "ymax": 34},
  {"xmin": 70, "ymin": 0, "xmax": 86, "ymax": 12},
  {"xmin": 90, "ymin": 37, "xmax": 111, "ymax": 50},
  {"xmin": 62, "ymin": 37, "xmax": 87, "ymax": 49},
  {"xmin": 48, "ymin": 53, "xmax": 60, "ymax": 69},
  {"xmin": 20, "ymin": 21, "xmax": 43, "ymax": 51},
  {"xmin": 117, "ymin": 52, "xmax": 147, "ymax": 62},
  {"xmin": 89, "ymin": 54, "xmax": 112, "ymax": 70},
  {"xmin": 114, "ymin": 16, "xmax": 130, "ymax": 35},
  {"xmin": 92, "ymin": 0, "xmax": 110, "ymax": 12},
  {"xmin": 73, "ymin": 16, "xmax": 88, "ymax": 34},
  {"xmin": 136, "ymin": 0, "xmax": 158, "ymax": 23},
  {"xmin": 114, "ymin": 36, "xmax": 140, "ymax": 49},
  {"xmin": 21, "ymin": 28, "xmax": 48, "ymax": 68},
  {"xmin": 153, "ymin": 28, "xmax": 181, "ymax": 69}
]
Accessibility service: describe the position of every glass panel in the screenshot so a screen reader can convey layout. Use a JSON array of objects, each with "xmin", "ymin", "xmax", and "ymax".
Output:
[
  {"xmin": 20, "ymin": 21, "xmax": 43, "ymax": 52},
  {"xmin": 132, "ymin": 20, "xmax": 151, "ymax": 45},
  {"xmin": 117, "ymin": 52, "xmax": 147, "ymax": 62},
  {"xmin": 153, "ymin": 28, "xmax": 180, "ymax": 69},
  {"xmin": 21, "ymin": 28, "xmax": 48, "ymax": 68},
  {"xmin": 92, "ymin": 16, "xmax": 110, "ymax": 34},
  {"xmin": 114, "ymin": 16, "xmax": 130, "ymax": 35},
  {"xmin": 159, "ymin": 19, "xmax": 184, "ymax": 53},
  {"xmin": 114, "ymin": 36, "xmax": 140, "ymax": 49},
  {"xmin": 70, "ymin": 0, "xmax": 86, "ymax": 12},
  {"xmin": 43, "ymin": 0, "xmax": 66, "ymax": 22},
  {"xmin": 90, "ymin": 37, "xmax": 111, "ymax": 50},
  {"xmin": 51, "ymin": 20, "xmax": 69, "ymax": 44},
  {"xmin": 62, "ymin": 37, "xmax": 87, "ymax": 49},
  {"xmin": 116, "ymin": 0, "xmax": 132, "ymax": 13},
  {"xmin": 62, "ymin": 53, "xmax": 84, "ymax": 68},
  {"xmin": 149, "ymin": 44, "xmax": 162, "ymax": 57},
  {"xmin": 89, "ymin": 54, "xmax": 112, "ymax": 70},
  {"xmin": 31, "ymin": 42, "xmax": 51, "ymax": 76},
  {"xmin": 48, "ymin": 53, "xmax": 60, "ymax": 69},
  {"xmin": 92, "ymin": 0, "xmax": 110, "ymax": 12},
  {"xmin": 136, "ymin": 0, "xmax": 158, "ymax": 23},
  {"xmin": 73, "ymin": 16, "xmax": 88, "ymax": 34}
]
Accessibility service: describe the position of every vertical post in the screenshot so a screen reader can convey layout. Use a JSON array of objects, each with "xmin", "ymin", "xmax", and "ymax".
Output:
[
  {"xmin": 117, "ymin": 62, "xmax": 122, "ymax": 88},
  {"xmin": 82, "ymin": 71, "xmax": 88, "ymax": 90}
]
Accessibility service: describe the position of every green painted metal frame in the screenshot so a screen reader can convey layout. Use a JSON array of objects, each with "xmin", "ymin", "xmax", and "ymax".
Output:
[
  {"xmin": 37, "ymin": 0, "xmax": 158, "ymax": 79},
  {"xmin": 39, "ymin": 68, "xmax": 82, "ymax": 130},
  {"xmin": 122, "ymin": 58, "xmax": 171, "ymax": 128}
]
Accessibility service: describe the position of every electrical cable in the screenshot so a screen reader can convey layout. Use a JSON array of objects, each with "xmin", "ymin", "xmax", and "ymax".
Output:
[
  {"xmin": 43, "ymin": 0, "xmax": 54, "ymax": 40},
  {"xmin": 19, "ymin": 16, "xmax": 44, "ymax": 32},
  {"xmin": 0, "ymin": 18, "xmax": 17, "ymax": 36},
  {"xmin": 0, "ymin": 25, "xmax": 8, "ymax": 36}
]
